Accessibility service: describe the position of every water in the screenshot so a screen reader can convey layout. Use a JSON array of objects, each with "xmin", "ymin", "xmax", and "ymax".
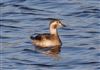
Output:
[{"xmin": 0, "ymin": 0, "xmax": 100, "ymax": 70}]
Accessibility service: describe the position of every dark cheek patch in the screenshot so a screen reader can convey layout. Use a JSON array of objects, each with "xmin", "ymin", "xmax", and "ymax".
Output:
[{"xmin": 53, "ymin": 24, "xmax": 57, "ymax": 29}]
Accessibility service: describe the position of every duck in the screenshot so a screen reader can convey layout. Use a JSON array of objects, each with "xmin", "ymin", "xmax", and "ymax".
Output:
[{"xmin": 30, "ymin": 19, "xmax": 65, "ymax": 51}]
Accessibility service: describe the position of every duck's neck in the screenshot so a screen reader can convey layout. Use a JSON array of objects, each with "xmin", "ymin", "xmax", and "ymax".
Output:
[{"xmin": 50, "ymin": 28, "xmax": 58, "ymax": 36}]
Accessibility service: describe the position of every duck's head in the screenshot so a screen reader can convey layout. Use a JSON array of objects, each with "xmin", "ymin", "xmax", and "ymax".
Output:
[{"xmin": 50, "ymin": 19, "xmax": 66, "ymax": 29}]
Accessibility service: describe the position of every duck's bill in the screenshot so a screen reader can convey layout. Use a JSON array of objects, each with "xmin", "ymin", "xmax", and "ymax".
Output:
[{"xmin": 62, "ymin": 24, "xmax": 66, "ymax": 27}]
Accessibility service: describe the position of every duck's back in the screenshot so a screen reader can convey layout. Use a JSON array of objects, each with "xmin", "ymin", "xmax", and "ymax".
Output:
[
  {"xmin": 30, "ymin": 33, "xmax": 62, "ymax": 47},
  {"xmin": 30, "ymin": 33, "xmax": 50, "ymax": 40}
]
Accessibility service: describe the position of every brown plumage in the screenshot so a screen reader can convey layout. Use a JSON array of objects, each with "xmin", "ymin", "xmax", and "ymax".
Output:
[{"xmin": 30, "ymin": 19, "xmax": 65, "ymax": 49}]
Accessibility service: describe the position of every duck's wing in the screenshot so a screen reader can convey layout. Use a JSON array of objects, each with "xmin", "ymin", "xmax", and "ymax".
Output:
[{"xmin": 30, "ymin": 33, "xmax": 51, "ymax": 40}]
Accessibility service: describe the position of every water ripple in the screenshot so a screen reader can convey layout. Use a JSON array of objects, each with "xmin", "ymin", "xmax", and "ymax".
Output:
[
  {"xmin": 78, "ymin": 61, "xmax": 100, "ymax": 65},
  {"xmin": 12, "ymin": 4, "xmax": 54, "ymax": 13},
  {"xmin": 0, "ymin": 19, "xmax": 20, "ymax": 23},
  {"xmin": 86, "ymin": 31, "xmax": 100, "ymax": 34},
  {"xmin": 62, "ymin": 35, "xmax": 92, "ymax": 38},
  {"xmin": 0, "ymin": 24, "xmax": 23, "ymax": 29},
  {"xmin": 64, "ymin": 7, "xmax": 100, "ymax": 18},
  {"xmin": 22, "ymin": 49, "xmax": 39, "ymax": 54},
  {"xmin": 96, "ymin": 53, "xmax": 100, "ymax": 56},
  {"xmin": 0, "ymin": 36, "xmax": 11, "ymax": 39},
  {"xmin": 0, "ymin": 0, "xmax": 26, "ymax": 4}
]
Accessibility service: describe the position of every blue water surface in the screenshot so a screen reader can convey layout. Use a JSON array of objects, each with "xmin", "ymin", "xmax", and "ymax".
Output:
[{"xmin": 0, "ymin": 0, "xmax": 100, "ymax": 70}]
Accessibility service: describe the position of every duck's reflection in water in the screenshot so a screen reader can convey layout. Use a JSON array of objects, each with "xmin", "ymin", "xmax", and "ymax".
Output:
[{"xmin": 35, "ymin": 46, "xmax": 61, "ymax": 58}]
